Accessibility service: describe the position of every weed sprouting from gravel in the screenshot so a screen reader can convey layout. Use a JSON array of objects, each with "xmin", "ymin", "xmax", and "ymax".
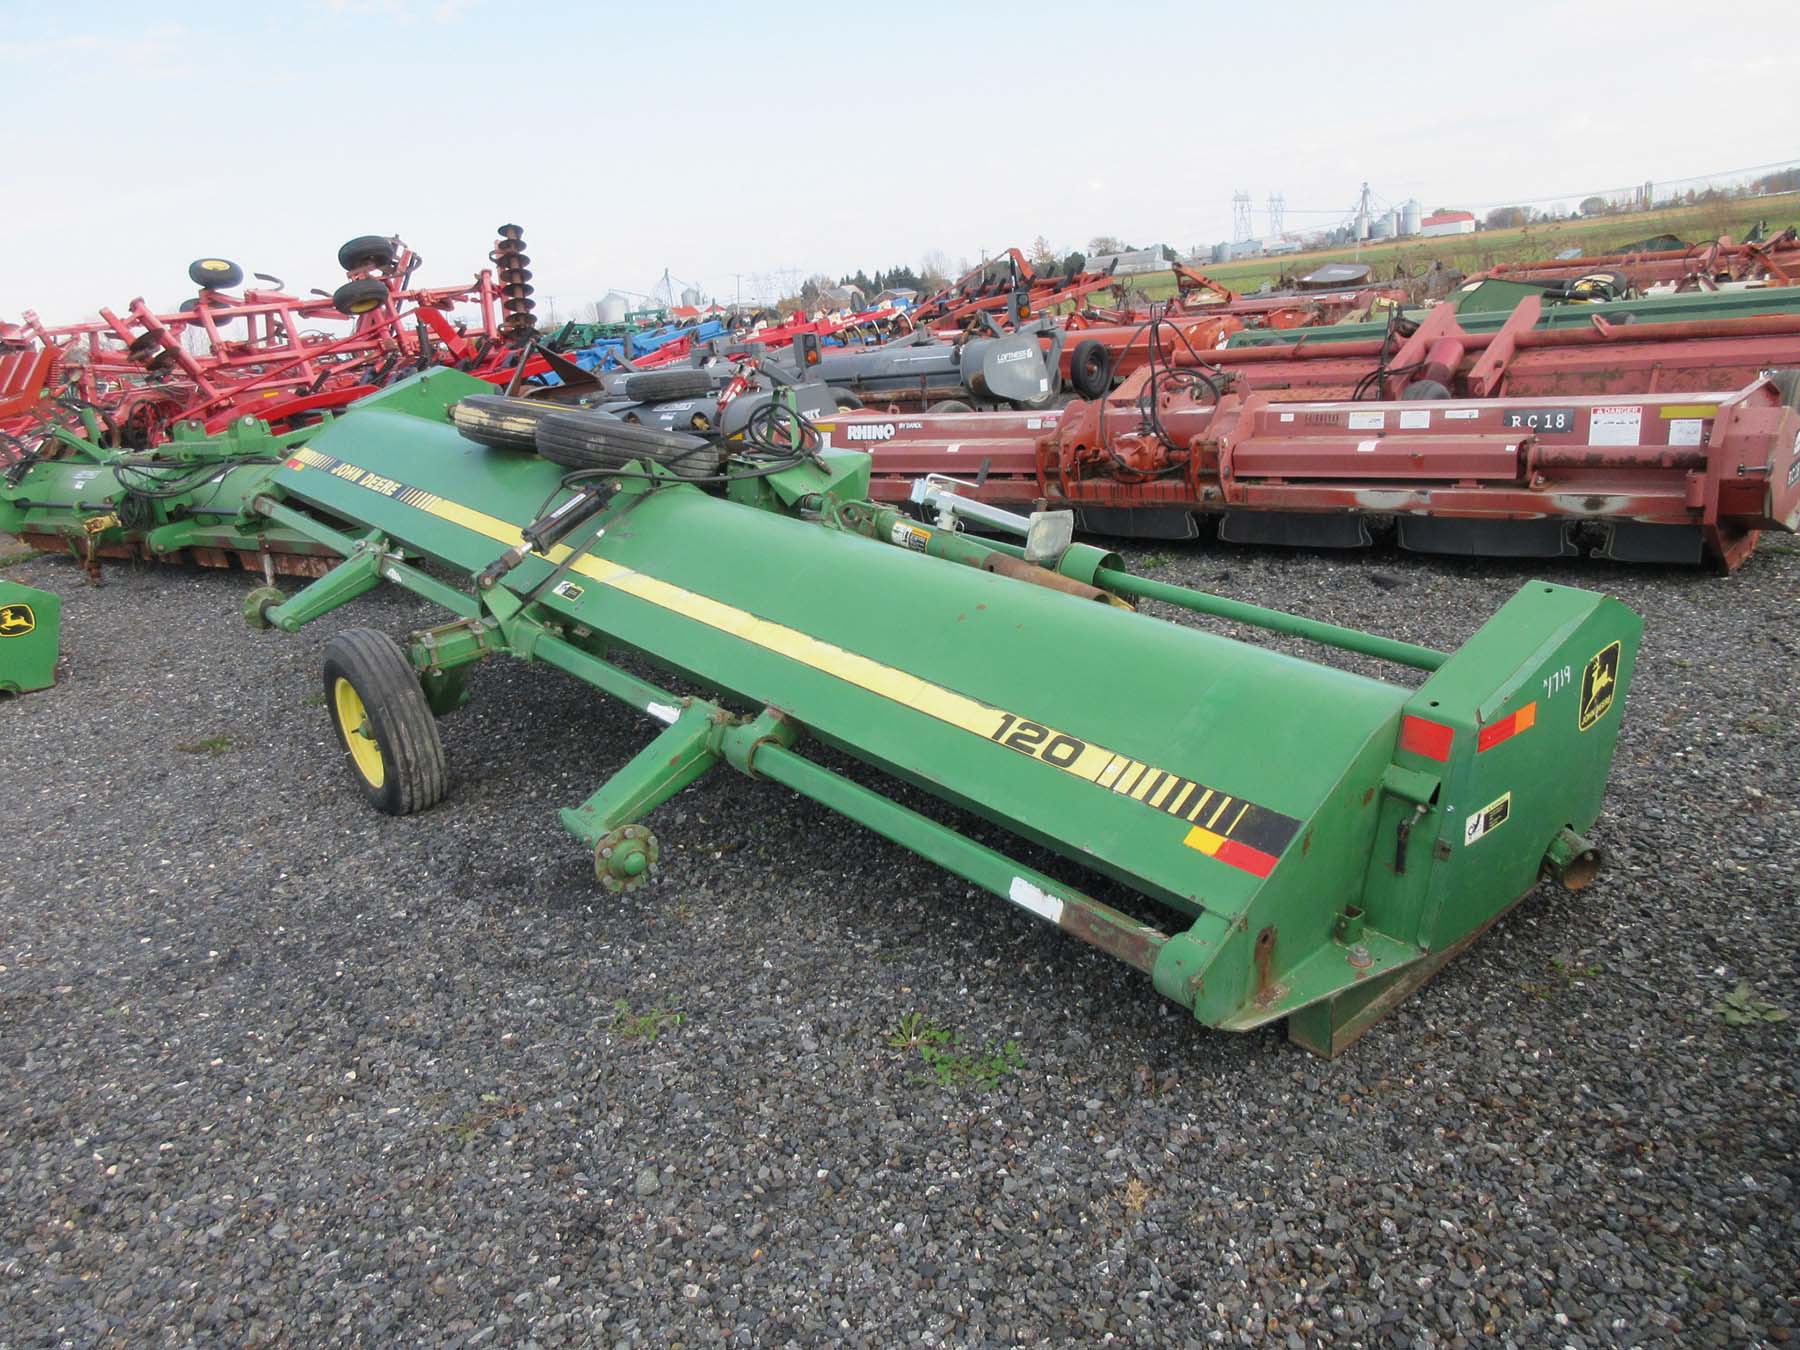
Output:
[
  {"xmin": 176, "ymin": 734, "xmax": 233, "ymax": 754},
  {"xmin": 1521, "ymin": 953, "xmax": 1605, "ymax": 1000},
  {"xmin": 609, "ymin": 999, "xmax": 684, "ymax": 1042},
  {"xmin": 439, "ymin": 1094, "xmax": 527, "ymax": 1143},
  {"xmin": 886, "ymin": 1011, "xmax": 1024, "ymax": 1089},
  {"xmin": 1711, "ymin": 981, "xmax": 1789, "ymax": 1026}
]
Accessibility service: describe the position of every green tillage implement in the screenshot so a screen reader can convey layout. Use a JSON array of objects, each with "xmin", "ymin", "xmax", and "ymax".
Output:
[
  {"xmin": 246, "ymin": 370, "xmax": 1641, "ymax": 1054},
  {"xmin": 0, "ymin": 415, "xmax": 332, "ymax": 576},
  {"xmin": 1227, "ymin": 282, "xmax": 1800, "ymax": 348},
  {"xmin": 0, "ymin": 578, "xmax": 59, "ymax": 694}
]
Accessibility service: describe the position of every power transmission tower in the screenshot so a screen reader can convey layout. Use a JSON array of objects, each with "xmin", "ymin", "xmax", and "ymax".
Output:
[
  {"xmin": 1267, "ymin": 193, "xmax": 1285, "ymax": 237},
  {"xmin": 1231, "ymin": 191, "xmax": 1253, "ymax": 242}
]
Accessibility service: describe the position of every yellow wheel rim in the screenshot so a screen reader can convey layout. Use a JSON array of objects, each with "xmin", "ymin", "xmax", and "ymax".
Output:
[
  {"xmin": 332, "ymin": 677, "xmax": 385, "ymax": 789},
  {"xmin": 198, "ymin": 259, "xmax": 231, "ymax": 273}
]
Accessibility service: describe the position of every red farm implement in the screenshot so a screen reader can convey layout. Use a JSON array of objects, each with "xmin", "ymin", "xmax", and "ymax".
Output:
[
  {"xmin": 910, "ymin": 249, "xmax": 1122, "ymax": 331},
  {"xmin": 979, "ymin": 264, "xmax": 1410, "ymax": 399},
  {"xmin": 845, "ymin": 368, "xmax": 1800, "ymax": 569},
  {"xmin": 1475, "ymin": 231, "xmax": 1798, "ymax": 292},
  {"xmin": 3, "ymin": 228, "xmax": 548, "ymax": 458},
  {"xmin": 1168, "ymin": 295, "xmax": 1800, "ymax": 404}
]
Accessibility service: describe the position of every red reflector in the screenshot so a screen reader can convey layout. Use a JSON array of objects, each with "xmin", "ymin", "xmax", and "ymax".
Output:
[
  {"xmin": 1477, "ymin": 700, "xmax": 1537, "ymax": 752},
  {"xmin": 1399, "ymin": 714, "xmax": 1454, "ymax": 761}
]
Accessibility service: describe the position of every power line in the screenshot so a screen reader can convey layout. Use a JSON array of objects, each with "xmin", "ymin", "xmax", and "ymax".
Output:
[{"xmin": 1272, "ymin": 157, "xmax": 1799, "ymax": 217}]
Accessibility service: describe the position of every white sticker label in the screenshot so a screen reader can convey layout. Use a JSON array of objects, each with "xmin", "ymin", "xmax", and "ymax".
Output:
[
  {"xmin": 1347, "ymin": 411, "xmax": 1386, "ymax": 430},
  {"xmin": 1463, "ymin": 791, "xmax": 1513, "ymax": 846},
  {"xmin": 1026, "ymin": 417, "xmax": 1043, "ymax": 430},
  {"xmin": 646, "ymin": 702, "xmax": 681, "ymax": 724},
  {"xmin": 889, "ymin": 521, "xmax": 930, "ymax": 552},
  {"xmin": 1443, "ymin": 409, "xmax": 1479, "ymax": 420},
  {"xmin": 1007, "ymin": 877, "xmax": 1064, "ymax": 925},
  {"xmin": 1357, "ymin": 439, "xmax": 1380, "ymax": 453},
  {"xmin": 1399, "ymin": 410, "xmax": 1431, "ymax": 429},
  {"xmin": 1667, "ymin": 418, "xmax": 1704, "ymax": 447},
  {"xmin": 1590, "ymin": 406, "xmax": 1643, "ymax": 446},
  {"xmin": 552, "ymin": 580, "xmax": 585, "ymax": 601},
  {"xmin": 1279, "ymin": 412, "xmax": 1296, "ymax": 423}
]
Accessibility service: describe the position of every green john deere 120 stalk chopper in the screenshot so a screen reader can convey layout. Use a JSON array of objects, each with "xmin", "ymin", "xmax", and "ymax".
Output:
[{"xmin": 241, "ymin": 370, "xmax": 1640, "ymax": 1055}]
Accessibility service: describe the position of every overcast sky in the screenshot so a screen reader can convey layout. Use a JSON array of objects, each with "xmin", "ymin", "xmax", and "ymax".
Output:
[{"xmin": 3, "ymin": 0, "xmax": 1795, "ymax": 322}]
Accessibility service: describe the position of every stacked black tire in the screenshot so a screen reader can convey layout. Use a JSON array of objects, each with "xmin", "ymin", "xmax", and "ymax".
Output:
[{"xmin": 450, "ymin": 395, "xmax": 721, "ymax": 478}]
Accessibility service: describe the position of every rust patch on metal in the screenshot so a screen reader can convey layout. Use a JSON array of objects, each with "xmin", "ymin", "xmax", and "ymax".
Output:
[{"xmin": 1253, "ymin": 925, "xmax": 1277, "ymax": 998}]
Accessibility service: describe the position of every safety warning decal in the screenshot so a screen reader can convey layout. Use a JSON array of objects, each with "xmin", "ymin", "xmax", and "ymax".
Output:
[
  {"xmin": 552, "ymin": 580, "xmax": 585, "ymax": 601},
  {"xmin": 890, "ymin": 521, "xmax": 931, "ymax": 552},
  {"xmin": 1464, "ymin": 791, "xmax": 1512, "ymax": 846},
  {"xmin": 1589, "ymin": 406, "xmax": 1643, "ymax": 447},
  {"xmin": 1578, "ymin": 640, "xmax": 1621, "ymax": 731}
]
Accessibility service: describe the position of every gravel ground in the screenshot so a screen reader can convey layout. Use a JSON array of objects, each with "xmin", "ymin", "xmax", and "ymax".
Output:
[{"xmin": 1, "ymin": 535, "xmax": 1795, "ymax": 1347}]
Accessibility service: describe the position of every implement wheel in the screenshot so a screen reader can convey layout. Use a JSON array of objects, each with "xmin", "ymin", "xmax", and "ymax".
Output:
[
  {"xmin": 189, "ymin": 257, "xmax": 244, "ymax": 289},
  {"xmin": 337, "ymin": 234, "xmax": 398, "ymax": 272},
  {"xmin": 451, "ymin": 394, "xmax": 566, "ymax": 451},
  {"xmin": 332, "ymin": 278, "xmax": 390, "ymax": 316},
  {"xmin": 1069, "ymin": 338, "xmax": 1111, "ymax": 399},
  {"xmin": 321, "ymin": 629, "xmax": 447, "ymax": 817},
  {"xmin": 535, "ymin": 410, "xmax": 721, "ymax": 478},
  {"xmin": 622, "ymin": 369, "xmax": 713, "ymax": 402}
]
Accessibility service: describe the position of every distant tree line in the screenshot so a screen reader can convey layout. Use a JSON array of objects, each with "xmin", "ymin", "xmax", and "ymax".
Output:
[{"xmin": 1480, "ymin": 165, "xmax": 1800, "ymax": 231}]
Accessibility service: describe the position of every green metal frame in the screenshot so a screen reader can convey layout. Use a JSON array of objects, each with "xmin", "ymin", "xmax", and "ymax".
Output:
[
  {"xmin": 240, "ymin": 370, "xmax": 1642, "ymax": 1054},
  {"xmin": 0, "ymin": 414, "xmax": 329, "ymax": 574}
]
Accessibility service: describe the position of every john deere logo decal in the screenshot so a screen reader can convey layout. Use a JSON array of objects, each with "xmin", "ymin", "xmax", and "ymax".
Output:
[
  {"xmin": 1578, "ymin": 641, "xmax": 1620, "ymax": 731},
  {"xmin": 0, "ymin": 603, "xmax": 35, "ymax": 637}
]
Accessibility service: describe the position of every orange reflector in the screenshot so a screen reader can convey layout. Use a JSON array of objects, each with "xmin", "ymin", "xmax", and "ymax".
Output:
[
  {"xmin": 1399, "ymin": 714, "xmax": 1454, "ymax": 762},
  {"xmin": 1477, "ymin": 700, "xmax": 1537, "ymax": 752}
]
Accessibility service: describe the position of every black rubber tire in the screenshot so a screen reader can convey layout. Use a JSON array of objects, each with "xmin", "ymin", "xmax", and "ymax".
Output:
[
  {"xmin": 337, "ymin": 234, "xmax": 398, "ymax": 272},
  {"xmin": 829, "ymin": 388, "xmax": 863, "ymax": 410},
  {"xmin": 1069, "ymin": 338, "xmax": 1111, "ymax": 399},
  {"xmin": 535, "ymin": 409, "xmax": 720, "ymax": 477},
  {"xmin": 189, "ymin": 261, "xmax": 244, "ymax": 291},
  {"xmin": 451, "ymin": 395, "xmax": 565, "ymax": 451},
  {"xmin": 332, "ymin": 278, "xmax": 389, "ymax": 316},
  {"xmin": 622, "ymin": 369, "xmax": 713, "ymax": 401},
  {"xmin": 188, "ymin": 257, "xmax": 244, "ymax": 289},
  {"xmin": 321, "ymin": 628, "xmax": 448, "ymax": 817},
  {"xmin": 927, "ymin": 399, "xmax": 974, "ymax": 413}
]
